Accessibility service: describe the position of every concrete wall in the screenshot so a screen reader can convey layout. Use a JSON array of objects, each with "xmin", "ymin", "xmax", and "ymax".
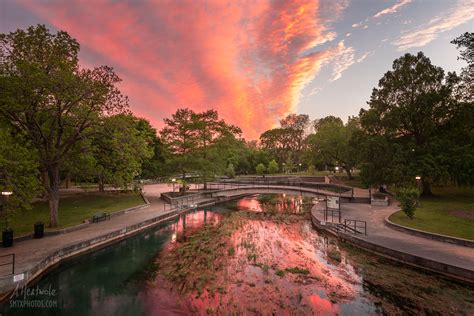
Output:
[{"xmin": 310, "ymin": 213, "xmax": 474, "ymax": 283}]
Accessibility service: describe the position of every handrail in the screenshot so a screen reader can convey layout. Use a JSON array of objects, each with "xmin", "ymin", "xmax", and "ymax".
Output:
[
  {"xmin": 0, "ymin": 253, "xmax": 15, "ymax": 276},
  {"xmin": 336, "ymin": 219, "xmax": 367, "ymax": 235}
]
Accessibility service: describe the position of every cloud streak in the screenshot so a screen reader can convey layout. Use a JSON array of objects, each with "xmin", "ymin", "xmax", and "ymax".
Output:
[
  {"xmin": 19, "ymin": 0, "xmax": 347, "ymax": 138},
  {"xmin": 373, "ymin": 0, "xmax": 412, "ymax": 18},
  {"xmin": 393, "ymin": 0, "xmax": 474, "ymax": 51}
]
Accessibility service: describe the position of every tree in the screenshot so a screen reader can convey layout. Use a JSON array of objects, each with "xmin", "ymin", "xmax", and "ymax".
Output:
[
  {"xmin": 0, "ymin": 127, "xmax": 40, "ymax": 213},
  {"xmin": 191, "ymin": 110, "xmax": 241, "ymax": 188},
  {"xmin": 161, "ymin": 108, "xmax": 197, "ymax": 185},
  {"xmin": 308, "ymin": 116, "xmax": 358, "ymax": 179},
  {"xmin": 92, "ymin": 114, "xmax": 153, "ymax": 191},
  {"xmin": 161, "ymin": 108, "xmax": 241, "ymax": 191},
  {"xmin": 0, "ymin": 25, "xmax": 128, "ymax": 227},
  {"xmin": 259, "ymin": 114, "xmax": 310, "ymax": 164},
  {"xmin": 267, "ymin": 160, "xmax": 279, "ymax": 174},
  {"xmin": 359, "ymin": 52, "xmax": 456, "ymax": 195},
  {"xmin": 226, "ymin": 163, "xmax": 236, "ymax": 178},
  {"xmin": 256, "ymin": 163, "xmax": 266, "ymax": 175},
  {"xmin": 451, "ymin": 32, "xmax": 473, "ymax": 102}
]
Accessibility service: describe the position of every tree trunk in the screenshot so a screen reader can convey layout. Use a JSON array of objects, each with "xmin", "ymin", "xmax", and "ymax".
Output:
[
  {"xmin": 41, "ymin": 170, "xmax": 50, "ymax": 200},
  {"xmin": 181, "ymin": 171, "xmax": 186, "ymax": 195},
  {"xmin": 343, "ymin": 166, "xmax": 353, "ymax": 180},
  {"xmin": 99, "ymin": 176, "xmax": 105, "ymax": 192},
  {"xmin": 421, "ymin": 179, "xmax": 433, "ymax": 196},
  {"xmin": 65, "ymin": 174, "xmax": 70, "ymax": 189},
  {"xmin": 47, "ymin": 165, "xmax": 60, "ymax": 228}
]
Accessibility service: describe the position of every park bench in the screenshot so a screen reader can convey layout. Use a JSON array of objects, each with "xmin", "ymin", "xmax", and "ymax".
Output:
[{"xmin": 92, "ymin": 212, "xmax": 110, "ymax": 223}]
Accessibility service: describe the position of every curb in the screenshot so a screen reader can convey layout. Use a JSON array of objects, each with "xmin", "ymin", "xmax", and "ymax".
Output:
[
  {"xmin": 384, "ymin": 215, "xmax": 474, "ymax": 248},
  {"xmin": 310, "ymin": 211, "xmax": 474, "ymax": 283}
]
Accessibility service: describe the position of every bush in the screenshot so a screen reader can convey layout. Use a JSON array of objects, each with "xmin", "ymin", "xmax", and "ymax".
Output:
[
  {"xmin": 256, "ymin": 163, "xmax": 266, "ymax": 175},
  {"xmin": 397, "ymin": 187, "xmax": 418, "ymax": 219},
  {"xmin": 267, "ymin": 160, "xmax": 279, "ymax": 174},
  {"xmin": 308, "ymin": 165, "xmax": 316, "ymax": 175}
]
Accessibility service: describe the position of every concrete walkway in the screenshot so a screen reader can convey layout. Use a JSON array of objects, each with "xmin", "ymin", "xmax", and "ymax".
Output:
[
  {"xmin": 311, "ymin": 201, "xmax": 474, "ymax": 275},
  {"xmin": 0, "ymin": 184, "xmax": 172, "ymax": 278}
]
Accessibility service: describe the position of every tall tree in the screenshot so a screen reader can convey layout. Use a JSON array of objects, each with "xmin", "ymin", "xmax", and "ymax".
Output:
[
  {"xmin": 92, "ymin": 114, "xmax": 153, "ymax": 191},
  {"xmin": 0, "ymin": 25, "xmax": 128, "ymax": 227},
  {"xmin": 192, "ymin": 110, "xmax": 241, "ymax": 188},
  {"xmin": 451, "ymin": 32, "xmax": 473, "ymax": 102},
  {"xmin": 161, "ymin": 108, "xmax": 197, "ymax": 184},
  {"xmin": 359, "ymin": 52, "xmax": 457, "ymax": 195},
  {"xmin": 307, "ymin": 116, "xmax": 359, "ymax": 179},
  {"xmin": 0, "ymin": 127, "xmax": 40, "ymax": 213}
]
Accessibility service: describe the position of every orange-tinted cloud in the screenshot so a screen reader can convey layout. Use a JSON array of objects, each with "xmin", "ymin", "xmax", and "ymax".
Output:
[{"xmin": 20, "ymin": 0, "xmax": 344, "ymax": 138}]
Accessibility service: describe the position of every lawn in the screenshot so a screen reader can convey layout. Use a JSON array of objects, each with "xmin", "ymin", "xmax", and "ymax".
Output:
[
  {"xmin": 3, "ymin": 191, "xmax": 145, "ymax": 240},
  {"xmin": 389, "ymin": 187, "xmax": 474, "ymax": 240}
]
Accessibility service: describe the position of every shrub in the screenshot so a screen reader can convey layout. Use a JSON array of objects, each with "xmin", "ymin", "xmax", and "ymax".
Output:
[
  {"xmin": 256, "ymin": 163, "xmax": 266, "ymax": 175},
  {"xmin": 397, "ymin": 187, "xmax": 418, "ymax": 219},
  {"xmin": 267, "ymin": 160, "xmax": 279, "ymax": 174}
]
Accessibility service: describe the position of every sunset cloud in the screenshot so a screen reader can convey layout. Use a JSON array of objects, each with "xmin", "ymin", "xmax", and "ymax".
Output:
[
  {"xmin": 19, "ymin": 0, "xmax": 347, "ymax": 139},
  {"xmin": 393, "ymin": 0, "xmax": 474, "ymax": 51},
  {"xmin": 373, "ymin": 0, "xmax": 412, "ymax": 18}
]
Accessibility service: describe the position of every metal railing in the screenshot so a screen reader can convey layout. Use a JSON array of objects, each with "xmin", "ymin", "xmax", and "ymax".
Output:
[
  {"xmin": 0, "ymin": 253, "xmax": 15, "ymax": 276},
  {"xmin": 336, "ymin": 219, "xmax": 367, "ymax": 235},
  {"xmin": 198, "ymin": 180, "xmax": 353, "ymax": 196},
  {"xmin": 324, "ymin": 209, "xmax": 341, "ymax": 223}
]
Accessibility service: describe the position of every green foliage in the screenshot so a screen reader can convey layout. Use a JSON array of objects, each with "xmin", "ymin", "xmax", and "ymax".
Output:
[
  {"xmin": 267, "ymin": 160, "xmax": 279, "ymax": 174},
  {"xmin": 255, "ymin": 163, "xmax": 266, "ymax": 175},
  {"xmin": 358, "ymin": 51, "xmax": 474, "ymax": 193},
  {"xmin": 0, "ymin": 25, "xmax": 128, "ymax": 227},
  {"xmin": 0, "ymin": 128, "xmax": 40, "ymax": 213},
  {"xmin": 397, "ymin": 187, "xmax": 419, "ymax": 219},
  {"xmin": 259, "ymin": 114, "xmax": 310, "ymax": 165},
  {"xmin": 92, "ymin": 114, "xmax": 153, "ymax": 191},
  {"xmin": 307, "ymin": 164, "xmax": 316, "ymax": 175},
  {"xmin": 161, "ymin": 108, "xmax": 241, "ymax": 187},
  {"xmin": 226, "ymin": 163, "xmax": 235, "ymax": 178},
  {"xmin": 308, "ymin": 116, "xmax": 359, "ymax": 179}
]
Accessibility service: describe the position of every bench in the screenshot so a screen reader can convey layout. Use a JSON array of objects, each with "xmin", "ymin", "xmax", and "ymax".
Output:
[{"xmin": 92, "ymin": 212, "xmax": 110, "ymax": 223}]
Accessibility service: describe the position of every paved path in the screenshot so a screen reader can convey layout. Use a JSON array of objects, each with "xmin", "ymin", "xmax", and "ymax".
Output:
[
  {"xmin": 311, "ymin": 201, "xmax": 474, "ymax": 273},
  {"xmin": 0, "ymin": 184, "xmax": 172, "ymax": 277}
]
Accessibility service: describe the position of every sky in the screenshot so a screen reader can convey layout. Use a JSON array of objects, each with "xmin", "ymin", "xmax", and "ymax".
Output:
[{"xmin": 1, "ymin": 0, "xmax": 473, "ymax": 139}]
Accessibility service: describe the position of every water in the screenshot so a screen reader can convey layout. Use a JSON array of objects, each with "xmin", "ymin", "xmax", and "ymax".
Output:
[{"xmin": 1, "ymin": 194, "xmax": 473, "ymax": 315}]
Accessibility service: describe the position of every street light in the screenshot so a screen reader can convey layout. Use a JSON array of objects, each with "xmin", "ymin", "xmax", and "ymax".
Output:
[
  {"xmin": 298, "ymin": 163, "xmax": 302, "ymax": 173},
  {"xmin": 1, "ymin": 191, "xmax": 13, "ymax": 230},
  {"xmin": 415, "ymin": 176, "xmax": 422, "ymax": 192},
  {"xmin": 335, "ymin": 166, "xmax": 339, "ymax": 173}
]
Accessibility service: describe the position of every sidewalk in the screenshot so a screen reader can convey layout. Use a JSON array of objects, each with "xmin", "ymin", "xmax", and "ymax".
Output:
[
  {"xmin": 311, "ymin": 202, "xmax": 474, "ymax": 275},
  {"xmin": 0, "ymin": 184, "xmax": 171, "ymax": 277}
]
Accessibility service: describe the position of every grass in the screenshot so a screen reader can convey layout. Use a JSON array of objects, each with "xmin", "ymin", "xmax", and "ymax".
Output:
[
  {"xmin": 4, "ymin": 192, "xmax": 144, "ymax": 240},
  {"xmin": 389, "ymin": 187, "xmax": 474, "ymax": 240}
]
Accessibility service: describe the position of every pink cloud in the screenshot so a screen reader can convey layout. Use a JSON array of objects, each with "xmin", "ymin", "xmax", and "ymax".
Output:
[{"xmin": 20, "ymin": 0, "xmax": 345, "ymax": 139}]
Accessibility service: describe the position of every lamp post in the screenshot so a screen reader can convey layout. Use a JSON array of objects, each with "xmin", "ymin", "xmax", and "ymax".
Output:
[
  {"xmin": 298, "ymin": 163, "xmax": 302, "ymax": 173},
  {"xmin": 171, "ymin": 178, "xmax": 176, "ymax": 193},
  {"xmin": 1, "ymin": 191, "xmax": 13, "ymax": 230},
  {"xmin": 415, "ymin": 176, "xmax": 422, "ymax": 195},
  {"xmin": 335, "ymin": 166, "xmax": 339, "ymax": 174},
  {"xmin": 282, "ymin": 163, "xmax": 286, "ymax": 174}
]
